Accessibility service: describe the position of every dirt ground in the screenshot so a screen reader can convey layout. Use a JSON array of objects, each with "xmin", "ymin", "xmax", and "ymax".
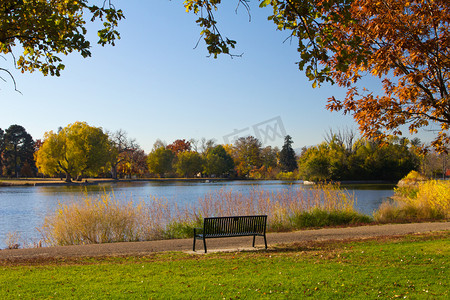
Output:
[{"xmin": 0, "ymin": 222, "xmax": 448, "ymax": 263}]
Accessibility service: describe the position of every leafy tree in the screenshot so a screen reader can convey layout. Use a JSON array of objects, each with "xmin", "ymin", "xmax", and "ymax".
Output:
[
  {"xmin": 298, "ymin": 143, "xmax": 332, "ymax": 182},
  {"xmin": 1, "ymin": 125, "xmax": 35, "ymax": 177},
  {"xmin": 298, "ymin": 135, "xmax": 419, "ymax": 181},
  {"xmin": 175, "ymin": 151, "xmax": 203, "ymax": 178},
  {"xmin": 184, "ymin": 0, "xmax": 450, "ymax": 151},
  {"xmin": 167, "ymin": 139, "xmax": 192, "ymax": 154},
  {"xmin": 35, "ymin": 122, "xmax": 110, "ymax": 182},
  {"xmin": 233, "ymin": 136, "xmax": 263, "ymax": 177},
  {"xmin": 353, "ymin": 137, "xmax": 419, "ymax": 181},
  {"xmin": 279, "ymin": 135, "xmax": 298, "ymax": 172},
  {"xmin": 1, "ymin": 0, "xmax": 124, "ymax": 89},
  {"xmin": 117, "ymin": 148, "xmax": 148, "ymax": 178},
  {"xmin": 261, "ymin": 146, "xmax": 279, "ymax": 169},
  {"xmin": 326, "ymin": 0, "xmax": 450, "ymax": 152},
  {"xmin": 323, "ymin": 129, "xmax": 360, "ymax": 180},
  {"xmin": 147, "ymin": 147, "xmax": 175, "ymax": 178},
  {"xmin": 203, "ymin": 145, "xmax": 234, "ymax": 177}
]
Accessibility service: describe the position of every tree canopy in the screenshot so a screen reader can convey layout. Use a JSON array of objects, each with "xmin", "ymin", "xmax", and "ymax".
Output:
[
  {"xmin": 184, "ymin": 0, "xmax": 450, "ymax": 151},
  {"xmin": 232, "ymin": 136, "xmax": 263, "ymax": 177},
  {"xmin": 203, "ymin": 145, "xmax": 234, "ymax": 177},
  {"xmin": 0, "ymin": 0, "xmax": 123, "ymax": 89},
  {"xmin": 167, "ymin": 139, "xmax": 192, "ymax": 154},
  {"xmin": 175, "ymin": 151, "xmax": 203, "ymax": 177},
  {"xmin": 35, "ymin": 122, "xmax": 110, "ymax": 182},
  {"xmin": 147, "ymin": 147, "xmax": 175, "ymax": 178}
]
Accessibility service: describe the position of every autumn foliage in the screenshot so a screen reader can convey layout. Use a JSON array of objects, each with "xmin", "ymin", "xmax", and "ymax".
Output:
[
  {"xmin": 326, "ymin": 0, "xmax": 450, "ymax": 152},
  {"xmin": 185, "ymin": 0, "xmax": 449, "ymax": 151},
  {"xmin": 0, "ymin": 0, "xmax": 123, "ymax": 87}
]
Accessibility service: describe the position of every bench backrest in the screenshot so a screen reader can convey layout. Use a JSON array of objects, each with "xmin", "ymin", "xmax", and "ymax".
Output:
[{"xmin": 203, "ymin": 215, "xmax": 267, "ymax": 236}]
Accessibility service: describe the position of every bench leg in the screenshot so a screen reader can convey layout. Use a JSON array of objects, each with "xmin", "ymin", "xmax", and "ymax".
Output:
[
  {"xmin": 264, "ymin": 234, "xmax": 267, "ymax": 250},
  {"xmin": 252, "ymin": 235, "xmax": 256, "ymax": 247},
  {"xmin": 193, "ymin": 236, "xmax": 196, "ymax": 252},
  {"xmin": 203, "ymin": 238, "xmax": 207, "ymax": 253}
]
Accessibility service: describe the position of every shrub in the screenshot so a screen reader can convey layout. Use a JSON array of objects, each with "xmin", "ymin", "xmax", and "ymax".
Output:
[
  {"xmin": 163, "ymin": 219, "xmax": 203, "ymax": 239},
  {"xmin": 375, "ymin": 175, "xmax": 450, "ymax": 223},
  {"xmin": 290, "ymin": 209, "xmax": 372, "ymax": 228},
  {"xmin": 4, "ymin": 232, "xmax": 21, "ymax": 249},
  {"xmin": 394, "ymin": 170, "xmax": 428, "ymax": 198},
  {"xmin": 275, "ymin": 171, "xmax": 300, "ymax": 180},
  {"xmin": 414, "ymin": 180, "xmax": 450, "ymax": 216}
]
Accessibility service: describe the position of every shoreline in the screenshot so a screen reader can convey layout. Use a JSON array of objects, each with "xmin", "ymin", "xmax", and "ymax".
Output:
[
  {"xmin": 0, "ymin": 177, "xmax": 232, "ymax": 187},
  {"xmin": 0, "ymin": 178, "xmax": 397, "ymax": 187}
]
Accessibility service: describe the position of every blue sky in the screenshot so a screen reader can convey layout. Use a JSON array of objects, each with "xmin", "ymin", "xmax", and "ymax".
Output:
[{"xmin": 0, "ymin": 1, "xmax": 432, "ymax": 152}]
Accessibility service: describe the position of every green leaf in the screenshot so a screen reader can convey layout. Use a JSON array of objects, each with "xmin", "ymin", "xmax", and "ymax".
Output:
[{"xmin": 259, "ymin": 0, "xmax": 271, "ymax": 8}]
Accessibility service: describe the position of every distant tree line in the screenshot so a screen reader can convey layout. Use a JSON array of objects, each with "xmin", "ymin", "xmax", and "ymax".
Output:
[
  {"xmin": 298, "ymin": 131, "xmax": 421, "ymax": 182},
  {"xmin": 2, "ymin": 123, "xmax": 447, "ymax": 182}
]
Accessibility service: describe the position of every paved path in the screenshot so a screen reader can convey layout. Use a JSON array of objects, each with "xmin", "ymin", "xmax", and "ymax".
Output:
[{"xmin": 1, "ymin": 222, "xmax": 448, "ymax": 261}]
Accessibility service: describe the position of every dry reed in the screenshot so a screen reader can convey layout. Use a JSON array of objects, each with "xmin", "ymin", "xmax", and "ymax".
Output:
[
  {"xmin": 42, "ymin": 183, "xmax": 361, "ymax": 246},
  {"xmin": 194, "ymin": 184, "xmax": 356, "ymax": 228}
]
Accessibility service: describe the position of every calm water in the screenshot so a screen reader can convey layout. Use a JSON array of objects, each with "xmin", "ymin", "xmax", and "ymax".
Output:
[{"xmin": 0, "ymin": 180, "xmax": 394, "ymax": 248}]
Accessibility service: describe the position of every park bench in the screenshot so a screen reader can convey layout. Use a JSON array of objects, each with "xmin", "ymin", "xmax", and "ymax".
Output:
[{"xmin": 193, "ymin": 215, "xmax": 268, "ymax": 253}]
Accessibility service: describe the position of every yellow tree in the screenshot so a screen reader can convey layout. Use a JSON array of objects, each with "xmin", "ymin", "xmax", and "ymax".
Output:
[
  {"xmin": 0, "ymin": 0, "xmax": 123, "ymax": 89},
  {"xmin": 35, "ymin": 122, "xmax": 110, "ymax": 182},
  {"xmin": 184, "ymin": 0, "xmax": 449, "ymax": 151},
  {"xmin": 175, "ymin": 151, "xmax": 203, "ymax": 177}
]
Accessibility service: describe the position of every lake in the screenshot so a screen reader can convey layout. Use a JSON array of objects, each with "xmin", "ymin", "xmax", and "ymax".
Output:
[{"xmin": 0, "ymin": 180, "xmax": 395, "ymax": 249}]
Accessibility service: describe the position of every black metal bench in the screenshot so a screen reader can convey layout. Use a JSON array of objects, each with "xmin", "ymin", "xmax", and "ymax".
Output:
[{"xmin": 193, "ymin": 215, "xmax": 268, "ymax": 253}]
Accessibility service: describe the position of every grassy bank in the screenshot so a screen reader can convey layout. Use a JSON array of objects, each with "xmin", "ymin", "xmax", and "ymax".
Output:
[{"xmin": 1, "ymin": 232, "xmax": 448, "ymax": 299}]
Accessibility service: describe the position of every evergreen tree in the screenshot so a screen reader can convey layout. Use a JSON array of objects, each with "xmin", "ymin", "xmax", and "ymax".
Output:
[
  {"xmin": 279, "ymin": 135, "xmax": 298, "ymax": 172},
  {"xmin": 2, "ymin": 125, "xmax": 35, "ymax": 177}
]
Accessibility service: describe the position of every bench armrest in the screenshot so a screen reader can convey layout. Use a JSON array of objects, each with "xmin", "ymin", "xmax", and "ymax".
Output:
[{"xmin": 193, "ymin": 227, "xmax": 203, "ymax": 236}]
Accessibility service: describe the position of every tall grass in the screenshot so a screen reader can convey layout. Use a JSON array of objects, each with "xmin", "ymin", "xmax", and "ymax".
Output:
[
  {"xmin": 194, "ymin": 184, "xmax": 365, "ymax": 230},
  {"xmin": 42, "ymin": 184, "xmax": 370, "ymax": 246},
  {"xmin": 42, "ymin": 193, "xmax": 142, "ymax": 246},
  {"xmin": 374, "ymin": 178, "xmax": 450, "ymax": 223}
]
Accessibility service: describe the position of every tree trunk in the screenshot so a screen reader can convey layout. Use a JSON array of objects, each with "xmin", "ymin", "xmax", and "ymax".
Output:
[
  {"xmin": 111, "ymin": 164, "xmax": 118, "ymax": 179},
  {"xmin": 65, "ymin": 172, "xmax": 72, "ymax": 183}
]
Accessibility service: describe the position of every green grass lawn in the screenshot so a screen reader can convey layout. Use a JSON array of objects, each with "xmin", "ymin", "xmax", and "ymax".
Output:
[{"xmin": 1, "ymin": 232, "xmax": 448, "ymax": 299}]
